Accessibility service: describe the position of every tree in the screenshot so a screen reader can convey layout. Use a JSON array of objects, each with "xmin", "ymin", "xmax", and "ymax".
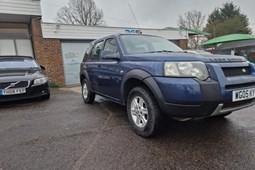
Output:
[
  {"xmin": 177, "ymin": 10, "xmax": 206, "ymax": 49},
  {"xmin": 204, "ymin": 2, "xmax": 252, "ymax": 38},
  {"xmin": 56, "ymin": 0, "xmax": 104, "ymax": 26},
  {"xmin": 178, "ymin": 10, "xmax": 206, "ymax": 31}
]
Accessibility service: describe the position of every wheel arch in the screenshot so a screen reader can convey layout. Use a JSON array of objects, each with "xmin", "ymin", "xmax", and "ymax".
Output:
[
  {"xmin": 80, "ymin": 70, "xmax": 88, "ymax": 84},
  {"xmin": 80, "ymin": 70, "xmax": 94, "ymax": 92},
  {"xmin": 121, "ymin": 69, "xmax": 164, "ymax": 107}
]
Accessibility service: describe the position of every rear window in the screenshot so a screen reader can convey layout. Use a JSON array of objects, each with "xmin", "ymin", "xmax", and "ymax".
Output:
[{"xmin": 0, "ymin": 58, "xmax": 39, "ymax": 69}]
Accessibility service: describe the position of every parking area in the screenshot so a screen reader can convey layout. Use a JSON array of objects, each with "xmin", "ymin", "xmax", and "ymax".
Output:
[{"xmin": 1, "ymin": 87, "xmax": 255, "ymax": 170}]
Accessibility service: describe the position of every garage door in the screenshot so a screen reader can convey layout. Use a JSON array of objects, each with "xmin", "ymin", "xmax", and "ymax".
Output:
[{"xmin": 61, "ymin": 41, "xmax": 91, "ymax": 85}]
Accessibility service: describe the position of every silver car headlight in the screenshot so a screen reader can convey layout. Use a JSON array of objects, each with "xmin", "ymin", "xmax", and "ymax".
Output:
[
  {"xmin": 164, "ymin": 62, "xmax": 209, "ymax": 80},
  {"xmin": 33, "ymin": 77, "xmax": 48, "ymax": 86}
]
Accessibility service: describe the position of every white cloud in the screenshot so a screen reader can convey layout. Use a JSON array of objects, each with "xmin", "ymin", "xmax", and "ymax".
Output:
[{"xmin": 41, "ymin": 0, "xmax": 255, "ymax": 29}]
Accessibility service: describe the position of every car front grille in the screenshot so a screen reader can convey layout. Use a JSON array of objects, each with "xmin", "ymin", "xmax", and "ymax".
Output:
[
  {"xmin": 222, "ymin": 67, "xmax": 250, "ymax": 77},
  {"xmin": 0, "ymin": 81, "xmax": 29, "ymax": 89}
]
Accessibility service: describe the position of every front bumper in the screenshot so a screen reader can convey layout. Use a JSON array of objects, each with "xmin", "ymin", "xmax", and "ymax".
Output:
[
  {"xmin": 160, "ymin": 98, "xmax": 255, "ymax": 118},
  {"xmin": 211, "ymin": 100, "xmax": 255, "ymax": 116},
  {"xmin": 0, "ymin": 83, "xmax": 50, "ymax": 102},
  {"xmin": 144, "ymin": 75, "xmax": 255, "ymax": 118}
]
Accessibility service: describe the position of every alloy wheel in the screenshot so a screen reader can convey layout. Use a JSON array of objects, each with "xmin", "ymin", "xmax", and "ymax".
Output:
[
  {"xmin": 83, "ymin": 83, "xmax": 88, "ymax": 99},
  {"xmin": 130, "ymin": 96, "xmax": 148, "ymax": 128}
]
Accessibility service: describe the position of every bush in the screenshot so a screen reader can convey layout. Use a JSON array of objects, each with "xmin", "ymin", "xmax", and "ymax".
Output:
[{"xmin": 49, "ymin": 82, "xmax": 60, "ymax": 88}]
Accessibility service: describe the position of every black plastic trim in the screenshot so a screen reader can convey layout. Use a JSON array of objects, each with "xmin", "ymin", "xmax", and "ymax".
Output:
[{"xmin": 121, "ymin": 69, "xmax": 152, "ymax": 104}]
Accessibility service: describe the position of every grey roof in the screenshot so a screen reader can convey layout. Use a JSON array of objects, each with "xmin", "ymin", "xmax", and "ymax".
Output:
[{"xmin": 218, "ymin": 39, "xmax": 255, "ymax": 50}]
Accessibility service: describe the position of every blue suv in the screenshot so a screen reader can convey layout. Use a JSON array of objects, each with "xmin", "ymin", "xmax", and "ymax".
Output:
[{"xmin": 80, "ymin": 34, "xmax": 255, "ymax": 137}]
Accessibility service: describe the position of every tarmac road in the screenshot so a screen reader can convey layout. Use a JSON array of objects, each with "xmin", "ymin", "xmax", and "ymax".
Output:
[{"xmin": 0, "ymin": 88, "xmax": 255, "ymax": 170}]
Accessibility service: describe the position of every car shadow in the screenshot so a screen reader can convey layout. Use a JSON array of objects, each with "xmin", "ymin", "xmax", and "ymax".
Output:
[
  {"xmin": 99, "ymin": 99, "xmax": 233, "ymax": 139},
  {"xmin": 0, "ymin": 97, "xmax": 48, "ymax": 109},
  {"xmin": 162, "ymin": 115, "xmax": 231, "ymax": 137}
]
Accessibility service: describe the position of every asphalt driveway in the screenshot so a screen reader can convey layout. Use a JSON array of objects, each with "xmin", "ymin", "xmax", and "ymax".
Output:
[{"xmin": 0, "ymin": 87, "xmax": 255, "ymax": 170}]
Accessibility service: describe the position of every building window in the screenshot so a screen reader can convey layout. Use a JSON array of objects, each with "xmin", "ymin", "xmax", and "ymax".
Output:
[
  {"xmin": 0, "ymin": 40, "xmax": 16, "ymax": 55},
  {"xmin": 0, "ymin": 39, "xmax": 33, "ymax": 56},
  {"xmin": 0, "ymin": 24, "xmax": 33, "ymax": 57},
  {"xmin": 16, "ymin": 39, "xmax": 33, "ymax": 56}
]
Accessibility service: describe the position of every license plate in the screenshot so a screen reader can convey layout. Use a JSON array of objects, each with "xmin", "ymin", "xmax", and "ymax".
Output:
[
  {"xmin": 232, "ymin": 88, "xmax": 255, "ymax": 102},
  {"xmin": 1, "ymin": 88, "xmax": 26, "ymax": 96}
]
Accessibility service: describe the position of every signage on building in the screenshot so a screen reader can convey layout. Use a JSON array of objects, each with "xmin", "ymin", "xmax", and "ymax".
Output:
[{"xmin": 125, "ymin": 29, "xmax": 142, "ymax": 34}]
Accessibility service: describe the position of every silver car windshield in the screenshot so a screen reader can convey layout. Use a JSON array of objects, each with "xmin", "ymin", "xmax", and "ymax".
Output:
[
  {"xmin": 0, "ymin": 58, "xmax": 39, "ymax": 69},
  {"xmin": 120, "ymin": 35, "xmax": 183, "ymax": 54}
]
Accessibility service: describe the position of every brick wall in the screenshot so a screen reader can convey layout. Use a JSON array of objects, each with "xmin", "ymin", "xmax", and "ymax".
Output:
[
  {"xmin": 178, "ymin": 39, "xmax": 188, "ymax": 49},
  {"xmin": 31, "ymin": 17, "xmax": 65, "ymax": 86}
]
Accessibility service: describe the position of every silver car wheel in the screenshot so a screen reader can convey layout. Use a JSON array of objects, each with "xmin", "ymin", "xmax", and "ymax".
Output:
[
  {"xmin": 130, "ymin": 96, "xmax": 148, "ymax": 128},
  {"xmin": 83, "ymin": 82, "xmax": 88, "ymax": 99}
]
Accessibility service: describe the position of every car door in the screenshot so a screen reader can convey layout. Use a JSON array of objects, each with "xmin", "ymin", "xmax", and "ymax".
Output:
[
  {"xmin": 85, "ymin": 40, "xmax": 104, "ymax": 92},
  {"xmin": 95, "ymin": 37, "xmax": 123, "ymax": 101}
]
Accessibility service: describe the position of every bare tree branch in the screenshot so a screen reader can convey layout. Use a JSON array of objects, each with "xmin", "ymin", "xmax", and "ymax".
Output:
[
  {"xmin": 56, "ymin": 0, "xmax": 104, "ymax": 26},
  {"xmin": 178, "ymin": 10, "xmax": 205, "ymax": 30},
  {"xmin": 177, "ymin": 10, "xmax": 206, "ymax": 49}
]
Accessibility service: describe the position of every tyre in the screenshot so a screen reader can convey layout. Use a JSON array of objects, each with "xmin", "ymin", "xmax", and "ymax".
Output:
[
  {"xmin": 127, "ymin": 86, "xmax": 164, "ymax": 137},
  {"xmin": 41, "ymin": 93, "xmax": 50, "ymax": 100},
  {"xmin": 82, "ymin": 79, "xmax": 95, "ymax": 104}
]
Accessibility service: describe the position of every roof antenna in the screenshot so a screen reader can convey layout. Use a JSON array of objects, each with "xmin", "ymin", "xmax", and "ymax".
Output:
[{"xmin": 128, "ymin": 3, "xmax": 142, "ymax": 34}]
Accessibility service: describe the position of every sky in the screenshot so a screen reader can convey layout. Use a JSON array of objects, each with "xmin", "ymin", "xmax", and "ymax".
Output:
[{"xmin": 41, "ymin": 0, "xmax": 255, "ymax": 30}]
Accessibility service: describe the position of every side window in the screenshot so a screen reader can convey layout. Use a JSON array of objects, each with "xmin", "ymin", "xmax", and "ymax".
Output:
[
  {"xmin": 83, "ymin": 43, "xmax": 93, "ymax": 62},
  {"xmin": 90, "ymin": 41, "xmax": 104, "ymax": 61},
  {"xmin": 104, "ymin": 38, "xmax": 118, "ymax": 53}
]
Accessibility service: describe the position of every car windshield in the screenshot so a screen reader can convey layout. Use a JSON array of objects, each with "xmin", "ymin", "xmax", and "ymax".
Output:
[
  {"xmin": 120, "ymin": 35, "xmax": 183, "ymax": 54},
  {"xmin": 0, "ymin": 57, "xmax": 39, "ymax": 69}
]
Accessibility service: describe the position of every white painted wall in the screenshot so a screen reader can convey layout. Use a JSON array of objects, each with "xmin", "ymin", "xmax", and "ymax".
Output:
[
  {"xmin": 41, "ymin": 23, "xmax": 187, "ymax": 40},
  {"xmin": 0, "ymin": 0, "xmax": 41, "ymax": 16}
]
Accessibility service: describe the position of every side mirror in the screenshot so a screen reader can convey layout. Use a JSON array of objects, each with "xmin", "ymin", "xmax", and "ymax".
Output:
[
  {"xmin": 40, "ymin": 65, "xmax": 45, "ymax": 70},
  {"xmin": 100, "ymin": 50, "xmax": 120, "ymax": 60}
]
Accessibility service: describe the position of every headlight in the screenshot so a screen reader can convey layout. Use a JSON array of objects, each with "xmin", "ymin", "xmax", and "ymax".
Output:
[
  {"xmin": 33, "ymin": 77, "xmax": 48, "ymax": 86},
  {"xmin": 164, "ymin": 62, "xmax": 209, "ymax": 80}
]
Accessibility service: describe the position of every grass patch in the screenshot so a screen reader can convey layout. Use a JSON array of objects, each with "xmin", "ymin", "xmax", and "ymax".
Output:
[{"xmin": 49, "ymin": 82, "xmax": 60, "ymax": 88}]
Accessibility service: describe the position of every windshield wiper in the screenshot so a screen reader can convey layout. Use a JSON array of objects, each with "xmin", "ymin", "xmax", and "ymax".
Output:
[{"xmin": 145, "ymin": 50, "xmax": 174, "ymax": 53}]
